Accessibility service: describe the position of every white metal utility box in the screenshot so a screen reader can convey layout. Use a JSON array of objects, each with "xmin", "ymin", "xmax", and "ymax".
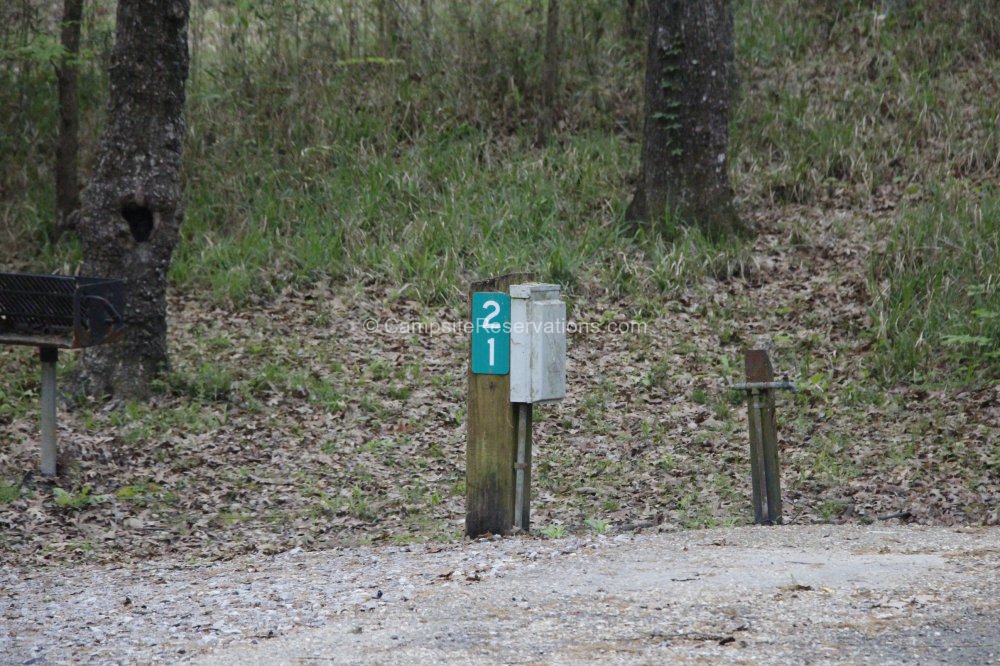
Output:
[{"xmin": 509, "ymin": 283, "xmax": 566, "ymax": 404}]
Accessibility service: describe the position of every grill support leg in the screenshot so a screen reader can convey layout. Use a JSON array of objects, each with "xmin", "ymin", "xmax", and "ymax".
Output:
[{"xmin": 40, "ymin": 346, "xmax": 58, "ymax": 477}]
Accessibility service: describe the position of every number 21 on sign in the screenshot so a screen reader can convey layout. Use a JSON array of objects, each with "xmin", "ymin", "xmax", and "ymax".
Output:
[{"xmin": 471, "ymin": 292, "xmax": 510, "ymax": 375}]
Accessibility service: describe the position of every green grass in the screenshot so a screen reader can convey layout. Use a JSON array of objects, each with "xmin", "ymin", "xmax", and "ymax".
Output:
[
  {"xmin": 0, "ymin": 480, "xmax": 21, "ymax": 504},
  {"xmin": 870, "ymin": 185, "xmax": 1000, "ymax": 384},
  {"xmin": 733, "ymin": 1, "xmax": 1000, "ymax": 206},
  {"xmin": 174, "ymin": 127, "xmax": 646, "ymax": 305},
  {"xmin": 540, "ymin": 524, "xmax": 567, "ymax": 539},
  {"xmin": 53, "ymin": 485, "xmax": 107, "ymax": 511},
  {"xmin": 0, "ymin": 349, "xmax": 43, "ymax": 423}
]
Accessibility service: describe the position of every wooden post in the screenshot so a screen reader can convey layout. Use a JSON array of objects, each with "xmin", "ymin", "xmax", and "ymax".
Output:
[
  {"xmin": 466, "ymin": 273, "xmax": 533, "ymax": 537},
  {"xmin": 744, "ymin": 349, "xmax": 782, "ymax": 525}
]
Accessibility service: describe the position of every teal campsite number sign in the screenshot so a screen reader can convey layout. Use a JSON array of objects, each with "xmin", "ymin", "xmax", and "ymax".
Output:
[{"xmin": 471, "ymin": 292, "xmax": 510, "ymax": 375}]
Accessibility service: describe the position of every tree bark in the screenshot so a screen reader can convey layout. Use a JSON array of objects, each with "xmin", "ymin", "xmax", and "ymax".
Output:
[
  {"xmin": 626, "ymin": 0, "xmax": 745, "ymax": 239},
  {"xmin": 53, "ymin": 0, "xmax": 84, "ymax": 240},
  {"xmin": 536, "ymin": 0, "xmax": 560, "ymax": 145},
  {"xmin": 74, "ymin": 0, "xmax": 190, "ymax": 398}
]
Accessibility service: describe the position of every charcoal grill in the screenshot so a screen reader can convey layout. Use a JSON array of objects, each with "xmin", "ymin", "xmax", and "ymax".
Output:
[{"xmin": 0, "ymin": 272, "xmax": 125, "ymax": 476}]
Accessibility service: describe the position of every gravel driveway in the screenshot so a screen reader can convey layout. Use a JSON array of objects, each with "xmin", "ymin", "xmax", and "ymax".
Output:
[{"xmin": 3, "ymin": 525, "xmax": 999, "ymax": 664}]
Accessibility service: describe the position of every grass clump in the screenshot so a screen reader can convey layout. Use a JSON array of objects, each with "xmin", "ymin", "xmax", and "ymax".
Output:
[
  {"xmin": 870, "ymin": 185, "xmax": 1000, "ymax": 384},
  {"xmin": 53, "ymin": 485, "xmax": 107, "ymax": 511},
  {"xmin": 0, "ymin": 480, "xmax": 21, "ymax": 504}
]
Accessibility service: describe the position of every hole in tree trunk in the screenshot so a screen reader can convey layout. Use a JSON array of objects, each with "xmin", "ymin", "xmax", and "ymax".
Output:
[{"xmin": 122, "ymin": 203, "xmax": 154, "ymax": 242}]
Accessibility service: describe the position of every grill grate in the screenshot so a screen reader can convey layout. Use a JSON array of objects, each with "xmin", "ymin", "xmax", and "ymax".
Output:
[
  {"xmin": 0, "ymin": 272, "xmax": 125, "ymax": 348},
  {"xmin": 0, "ymin": 274, "xmax": 77, "ymax": 331}
]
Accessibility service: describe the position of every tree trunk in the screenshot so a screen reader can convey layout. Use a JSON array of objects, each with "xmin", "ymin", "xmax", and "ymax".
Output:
[
  {"xmin": 53, "ymin": 0, "xmax": 84, "ymax": 241},
  {"xmin": 420, "ymin": 0, "xmax": 432, "ymax": 35},
  {"xmin": 626, "ymin": 0, "xmax": 745, "ymax": 239},
  {"xmin": 347, "ymin": 0, "xmax": 357, "ymax": 58},
  {"xmin": 536, "ymin": 0, "xmax": 560, "ymax": 146},
  {"xmin": 74, "ymin": 0, "xmax": 190, "ymax": 399},
  {"xmin": 622, "ymin": 0, "xmax": 639, "ymax": 42},
  {"xmin": 377, "ymin": 0, "xmax": 400, "ymax": 57}
]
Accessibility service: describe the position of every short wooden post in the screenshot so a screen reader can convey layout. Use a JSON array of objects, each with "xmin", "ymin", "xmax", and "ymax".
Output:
[
  {"xmin": 744, "ymin": 349, "xmax": 782, "ymax": 525},
  {"xmin": 466, "ymin": 273, "xmax": 533, "ymax": 537}
]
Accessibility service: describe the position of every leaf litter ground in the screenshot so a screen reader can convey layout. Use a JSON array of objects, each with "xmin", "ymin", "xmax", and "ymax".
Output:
[{"xmin": 1, "ymin": 207, "xmax": 998, "ymax": 568}]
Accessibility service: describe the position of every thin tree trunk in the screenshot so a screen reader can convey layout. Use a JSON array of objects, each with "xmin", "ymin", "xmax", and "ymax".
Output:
[
  {"xmin": 421, "ymin": 0, "xmax": 432, "ymax": 35},
  {"xmin": 536, "ymin": 0, "xmax": 560, "ymax": 145},
  {"xmin": 377, "ymin": 0, "xmax": 399, "ymax": 57},
  {"xmin": 53, "ymin": 0, "xmax": 84, "ymax": 240},
  {"xmin": 348, "ymin": 0, "xmax": 357, "ymax": 58},
  {"xmin": 627, "ymin": 0, "xmax": 745, "ymax": 239},
  {"xmin": 622, "ymin": 0, "xmax": 640, "ymax": 41},
  {"xmin": 74, "ymin": 0, "xmax": 190, "ymax": 398}
]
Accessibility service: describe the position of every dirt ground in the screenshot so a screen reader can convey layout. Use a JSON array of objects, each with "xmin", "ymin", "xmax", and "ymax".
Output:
[{"xmin": 3, "ymin": 524, "xmax": 998, "ymax": 664}]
